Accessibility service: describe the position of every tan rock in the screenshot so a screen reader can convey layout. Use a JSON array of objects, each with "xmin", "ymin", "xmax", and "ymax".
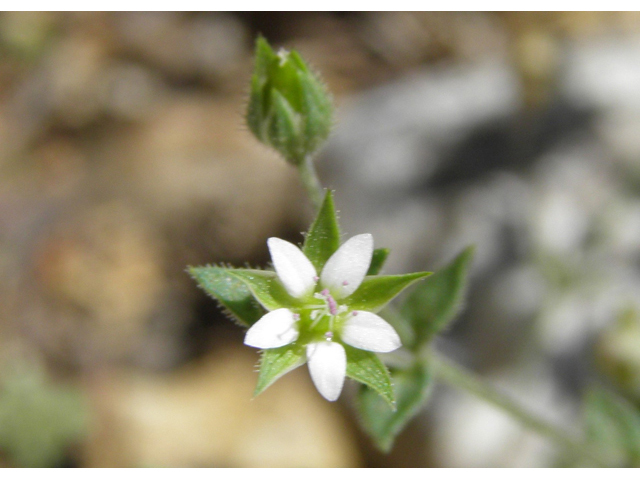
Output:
[{"xmin": 83, "ymin": 347, "xmax": 361, "ymax": 467}]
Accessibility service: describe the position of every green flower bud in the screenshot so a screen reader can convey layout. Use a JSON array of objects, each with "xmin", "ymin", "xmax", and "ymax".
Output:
[{"xmin": 246, "ymin": 37, "xmax": 333, "ymax": 165}]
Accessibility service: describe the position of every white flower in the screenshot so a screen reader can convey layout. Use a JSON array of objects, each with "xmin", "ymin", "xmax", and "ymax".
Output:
[{"xmin": 244, "ymin": 234, "xmax": 401, "ymax": 401}]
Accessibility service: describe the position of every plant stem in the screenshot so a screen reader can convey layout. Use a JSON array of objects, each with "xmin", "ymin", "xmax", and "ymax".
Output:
[
  {"xmin": 297, "ymin": 155, "xmax": 324, "ymax": 211},
  {"xmin": 425, "ymin": 350, "xmax": 609, "ymax": 466}
]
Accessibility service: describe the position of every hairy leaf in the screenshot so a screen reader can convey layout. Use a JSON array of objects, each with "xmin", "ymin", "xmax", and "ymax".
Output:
[
  {"xmin": 254, "ymin": 345, "xmax": 306, "ymax": 397},
  {"xmin": 189, "ymin": 266, "xmax": 265, "ymax": 327},
  {"xmin": 357, "ymin": 361, "xmax": 432, "ymax": 452},
  {"xmin": 345, "ymin": 346, "xmax": 395, "ymax": 409},
  {"xmin": 303, "ymin": 190, "xmax": 340, "ymax": 272},
  {"xmin": 227, "ymin": 269, "xmax": 298, "ymax": 312},
  {"xmin": 345, "ymin": 272, "xmax": 432, "ymax": 313},
  {"xmin": 400, "ymin": 246, "xmax": 474, "ymax": 349}
]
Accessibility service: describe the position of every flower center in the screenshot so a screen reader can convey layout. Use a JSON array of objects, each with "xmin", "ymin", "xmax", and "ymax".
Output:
[{"xmin": 307, "ymin": 289, "xmax": 347, "ymax": 338}]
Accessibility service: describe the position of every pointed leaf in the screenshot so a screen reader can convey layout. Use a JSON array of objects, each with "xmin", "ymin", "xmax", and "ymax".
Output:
[
  {"xmin": 345, "ymin": 272, "xmax": 432, "ymax": 313},
  {"xmin": 400, "ymin": 246, "xmax": 474, "ymax": 349},
  {"xmin": 189, "ymin": 266, "xmax": 265, "ymax": 327},
  {"xmin": 303, "ymin": 190, "xmax": 340, "ymax": 272},
  {"xmin": 357, "ymin": 361, "xmax": 432, "ymax": 452},
  {"xmin": 254, "ymin": 345, "xmax": 306, "ymax": 397},
  {"xmin": 584, "ymin": 387, "xmax": 640, "ymax": 466},
  {"xmin": 227, "ymin": 269, "xmax": 298, "ymax": 312},
  {"xmin": 367, "ymin": 248, "xmax": 390, "ymax": 276},
  {"xmin": 345, "ymin": 346, "xmax": 395, "ymax": 409}
]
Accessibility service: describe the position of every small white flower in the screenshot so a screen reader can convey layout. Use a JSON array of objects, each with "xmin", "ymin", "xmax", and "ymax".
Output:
[{"xmin": 244, "ymin": 234, "xmax": 401, "ymax": 401}]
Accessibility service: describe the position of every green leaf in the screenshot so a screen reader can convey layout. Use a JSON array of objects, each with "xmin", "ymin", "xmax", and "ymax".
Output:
[
  {"xmin": 227, "ymin": 269, "xmax": 298, "ymax": 312},
  {"xmin": 345, "ymin": 346, "xmax": 395, "ymax": 409},
  {"xmin": 584, "ymin": 387, "xmax": 640, "ymax": 466},
  {"xmin": 400, "ymin": 246, "xmax": 474, "ymax": 349},
  {"xmin": 303, "ymin": 190, "xmax": 340, "ymax": 272},
  {"xmin": 345, "ymin": 272, "xmax": 432, "ymax": 313},
  {"xmin": 189, "ymin": 266, "xmax": 265, "ymax": 327},
  {"xmin": 254, "ymin": 345, "xmax": 306, "ymax": 397},
  {"xmin": 367, "ymin": 248, "xmax": 390, "ymax": 276},
  {"xmin": 357, "ymin": 361, "xmax": 432, "ymax": 452}
]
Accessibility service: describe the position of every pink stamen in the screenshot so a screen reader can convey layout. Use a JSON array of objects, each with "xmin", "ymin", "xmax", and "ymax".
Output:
[
  {"xmin": 321, "ymin": 289, "xmax": 338, "ymax": 316},
  {"xmin": 342, "ymin": 280, "xmax": 349, "ymax": 286},
  {"xmin": 352, "ymin": 311, "xmax": 358, "ymax": 316},
  {"xmin": 313, "ymin": 276, "xmax": 319, "ymax": 282},
  {"xmin": 324, "ymin": 331, "xmax": 333, "ymax": 340}
]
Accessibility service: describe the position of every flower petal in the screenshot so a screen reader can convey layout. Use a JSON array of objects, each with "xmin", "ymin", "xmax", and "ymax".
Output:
[
  {"xmin": 244, "ymin": 308, "xmax": 299, "ymax": 349},
  {"xmin": 341, "ymin": 311, "xmax": 401, "ymax": 353},
  {"xmin": 320, "ymin": 233, "xmax": 373, "ymax": 299},
  {"xmin": 306, "ymin": 341, "xmax": 346, "ymax": 401},
  {"xmin": 268, "ymin": 237, "xmax": 317, "ymax": 299}
]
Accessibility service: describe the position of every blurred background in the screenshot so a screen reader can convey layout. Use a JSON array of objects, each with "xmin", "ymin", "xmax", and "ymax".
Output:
[{"xmin": 2, "ymin": 11, "xmax": 640, "ymax": 467}]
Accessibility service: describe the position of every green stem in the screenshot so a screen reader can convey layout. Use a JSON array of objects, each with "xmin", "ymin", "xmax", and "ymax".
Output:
[
  {"xmin": 297, "ymin": 155, "xmax": 324, "ymax": 211},
  {"xmin": 425, "ymin": 350, "xmax": 609, "ymax": 466}
]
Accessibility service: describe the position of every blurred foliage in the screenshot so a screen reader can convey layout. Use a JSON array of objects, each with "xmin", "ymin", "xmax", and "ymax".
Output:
[
  {"xmin": 597, "ymin": 308, "xmax": 640, "ymax": 401},
  {"xmin": 0, "ymin": 362, "xmax": 87, "ymax": 467},
  {"xmin": 582, "ymin": 387, "xmax": 640, "ymax": 467}
]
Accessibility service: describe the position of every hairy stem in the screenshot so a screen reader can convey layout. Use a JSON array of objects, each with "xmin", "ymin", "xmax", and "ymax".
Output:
[
  {"xmin": 425, "ymin": 350, "xmax": 609, "ymax": 466},
  {"xmin": 297, "ymin": 155, "xmax": 324, "ymax": 211}
]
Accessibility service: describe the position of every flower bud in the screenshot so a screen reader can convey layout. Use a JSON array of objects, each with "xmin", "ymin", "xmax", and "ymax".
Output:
[{"xmin": 246, "ymin": 37, "xmax": 333, "ymax": 165}]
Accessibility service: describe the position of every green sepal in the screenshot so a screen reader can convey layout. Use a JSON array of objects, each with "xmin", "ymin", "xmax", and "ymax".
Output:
[
  {"xmin": 268, "ymin": 89, "xmax": 303, "ymax": 163},
  {"xmin": 253, "ymin": 36, "xmax": 275, "ymax": 82},
  {"xmin": 188, "ymin": 266, "xmax": 265, "ymax": 327},
  {"xmin": 226, "ymin": 269, "xmax": 298, "ymax": 312},
  {"xmin": 297, "ymin": 52, "xmax": 333, "ymax": 154},
  {"xmin": 345, "ymin": 346, "xmax": 395, "ymax": 409},
  {"xmin": 345, "ymin": 271, "xmax": 432, "ymax": 313},
  {"xmin": 247, "ymin": 74, "xmax": 266, "ymax": 143},
  {"xmin": 400, "ymin": 246, "xmax": 474, "ymax": 350},
  {"xmin": 303, "ymin": 190, "xmax": 340, "ymax": 272},
  {"xmin": 254, "ymin": 345, "xmax": 306, "ymax": 397},
  {"xmin": 367, "ymin": 248, "xmax": 390, "ymax": 276},
  {"xmin": 357, "ymin": 361, "xmax": 432, "ymax": 452},
  {"xmin": 584, "ymin": 387, "xmax": 640, "ymax": 466}
]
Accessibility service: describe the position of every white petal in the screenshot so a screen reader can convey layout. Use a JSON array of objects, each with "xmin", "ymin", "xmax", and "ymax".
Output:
[
  {"xmin": 268, "ymin": 237, "xmax": 317, "ymax": 299},
  {"xmin": 244, "ymin": 308, "xmax": 299, "ymax": 348},
  {"xmin": 320, "ymin": 233, "xmax": 373, "ymax": 299},
  {"xmin": 341, "ymin": 311, "xmax": 401, "ymax": 353},
  {"xmin": 306, "ymin": 341, "xmax": 346, "ymax": 401}
]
